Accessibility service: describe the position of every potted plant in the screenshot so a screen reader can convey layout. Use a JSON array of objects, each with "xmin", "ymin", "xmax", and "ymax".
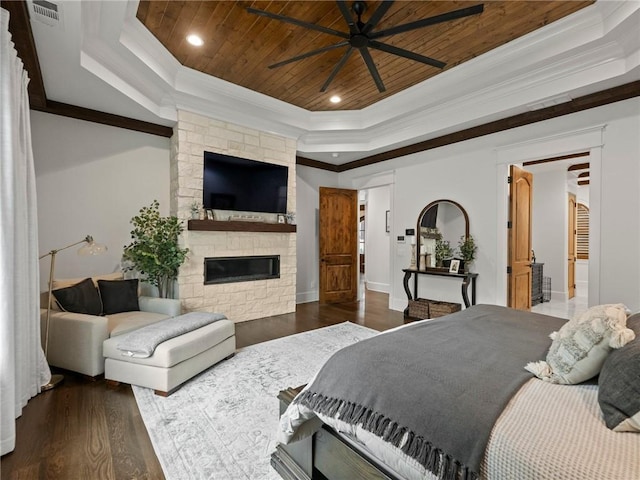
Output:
[
  {"xmin": 435, "ymin": 238, "xmax": 453, "ymax": 268},
  {"xmin": 190, "ymin": 201, "xmax": 201, "ymax": 219},
  {"xmin": 457, "ymin": 234, "xmax": 477, "ymax": 272},
  {"xmin": 123, "ymin": 200, "xmax": 189, "ymax": 298}
]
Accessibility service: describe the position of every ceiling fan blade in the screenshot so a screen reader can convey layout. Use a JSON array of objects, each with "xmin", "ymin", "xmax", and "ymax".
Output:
[
  {"xmin": 359, "ymin": 48, "xmax": 386, "ymax": 92},
  {"xmin": 247, "ymin": 7, "xmax": 349, "ymax": 40},
  {"xmin": 268, "ymin": 41, "xmax": 350, "ymax": 69},
  {"xmin": 369, "ymin": 40, "xmax": 446, "ymax": 69},
  {"xmin": 370, "ymin": 4, "xmax": 484, "ymax": 39},
  {"xmin": 336, "ymin": 1, "xmax": 358, "ymax": 35},
  {"xmin": 362, "ymin": 1, "xmax": 394, "ymax": 34},
  {"xmin": 320, "ymin": 47, "xmax": 354, "ymax": 92}
]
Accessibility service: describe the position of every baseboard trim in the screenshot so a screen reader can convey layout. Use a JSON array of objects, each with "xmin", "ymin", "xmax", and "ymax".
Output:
[
  {"xmin": 365, "ymin": 282, "xmax": 389, "ymax": 294},
  {"xmin": 296, "ymin": 290, "xmax": 318, "ymax": 304}
]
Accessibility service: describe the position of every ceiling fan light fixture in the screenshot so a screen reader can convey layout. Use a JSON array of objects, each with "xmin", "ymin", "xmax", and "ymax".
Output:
[
  {"xmin": 330, "ymin": 95, "xmax": 342, "ymax": 104},
  {"xmin": 247, "ymin": 1, "xmax": 484, "ymax": 93},
  {"xmin": 186, "ymin": 34, "xmax": 204, "ymax": 47}
]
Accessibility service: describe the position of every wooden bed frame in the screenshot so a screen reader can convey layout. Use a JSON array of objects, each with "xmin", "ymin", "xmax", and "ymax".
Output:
[{"xmin": 271, "ymin": 386, "xmax": 401, "ymax": 480}]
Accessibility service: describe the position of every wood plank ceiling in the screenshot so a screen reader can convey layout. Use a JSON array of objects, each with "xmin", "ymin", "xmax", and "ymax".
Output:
[{"xmin": 137, "ymin": 1, "xmax": 594, "ymax": 111}]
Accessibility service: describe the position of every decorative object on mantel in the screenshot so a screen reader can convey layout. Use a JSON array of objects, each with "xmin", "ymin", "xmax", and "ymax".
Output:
[
  {"xmin": 39, "ymin": 235, "xmax": 107, "ymax": 390},
  {"xmin": 285, "ymin": 212, "xmax": 296, "ymax": 225},
  {"xmin": 123, "ymin": 200, "xmax": 189, "ymax": 299},
  {"xmin": 190, "ymin": 201, "xmax": 201, "ymax": 220},
  {"xmin": 457, "ymin": 234, "xmax": 477, "ymax": 272},
  {"xmin": 228, "ymin": 214, "xmax": 265, "ymax": 222}
]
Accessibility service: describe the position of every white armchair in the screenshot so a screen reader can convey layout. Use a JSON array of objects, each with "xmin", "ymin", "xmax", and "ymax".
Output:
[{"xmin": 40, "ymin": 275, "xmax": 181, "ymax": 377}]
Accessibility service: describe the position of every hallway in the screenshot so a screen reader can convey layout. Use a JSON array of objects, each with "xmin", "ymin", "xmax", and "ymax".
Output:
[{"xmin": 531, "ymin": 294, "xmax": 588, "ymax": 320}]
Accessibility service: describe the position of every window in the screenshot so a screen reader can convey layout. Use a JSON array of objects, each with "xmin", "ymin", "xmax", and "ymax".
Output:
[{"xmin": 576, "ymin": 203, "xmax": 589, "ymax": 260}]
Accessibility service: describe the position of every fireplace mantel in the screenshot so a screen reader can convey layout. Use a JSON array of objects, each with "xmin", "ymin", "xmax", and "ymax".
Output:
[{"xmin": 188, "ymin": 219, "xmax": 296, "ymax": 233}]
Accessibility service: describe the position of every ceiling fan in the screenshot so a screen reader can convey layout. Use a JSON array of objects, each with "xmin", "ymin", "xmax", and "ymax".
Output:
[{"xmin": 247, "ymin": 1, "xmax": 484, "ymax": 93}]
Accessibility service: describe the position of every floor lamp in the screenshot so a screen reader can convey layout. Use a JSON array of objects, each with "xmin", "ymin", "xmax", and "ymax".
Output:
[{"xmin": 39, "ymin": 235, "xmax": 107, "ymax": 391}]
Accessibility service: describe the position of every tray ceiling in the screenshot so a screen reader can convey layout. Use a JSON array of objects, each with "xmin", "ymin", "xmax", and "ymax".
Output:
[{"xmin": 136, "ymin": 1, "xmax": 594, "ymax": 111}]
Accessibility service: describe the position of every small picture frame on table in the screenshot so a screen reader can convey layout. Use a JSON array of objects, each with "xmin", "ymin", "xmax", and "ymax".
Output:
[
  {"xmin": 449, "ymin": 259, "xmax": 460, "ymax": 274},
  {"xmin": 206, "ymin": 209, "xmax": 214, "ymax": 220},
  {"xmin": 277, "ymin": 214, "xmax": 286, "ymax": 224}
]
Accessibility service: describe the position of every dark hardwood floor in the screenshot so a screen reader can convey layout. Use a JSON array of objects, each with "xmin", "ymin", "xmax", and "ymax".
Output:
[{"xmin": 1, "ymin": 289, "xmax": 406, "ymax": 480}]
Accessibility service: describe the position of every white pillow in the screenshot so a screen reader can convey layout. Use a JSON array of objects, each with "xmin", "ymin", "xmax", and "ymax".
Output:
[{"xmin": 525, "ymin": 303, "xmax": 635, "ymax": 384}]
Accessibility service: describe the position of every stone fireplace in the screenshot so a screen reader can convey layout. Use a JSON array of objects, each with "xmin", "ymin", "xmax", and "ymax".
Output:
[{"xmin": 170, "ymin": 111, "xmax": 296, "ymax": 322}]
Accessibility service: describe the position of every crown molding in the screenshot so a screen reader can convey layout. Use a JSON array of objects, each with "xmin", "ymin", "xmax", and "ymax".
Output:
[{"xmin": 75, "ymin": 0, "xmax": 638, "ymax": 163}]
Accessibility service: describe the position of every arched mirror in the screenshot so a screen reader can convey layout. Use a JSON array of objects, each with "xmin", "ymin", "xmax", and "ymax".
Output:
[{"xmin": 416, "ymin": 199, "xmax": 469, "ymax": 270}]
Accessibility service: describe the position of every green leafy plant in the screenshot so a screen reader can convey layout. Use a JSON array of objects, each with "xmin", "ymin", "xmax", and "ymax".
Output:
[
  {"xmin": 457, "ymin": 234, "xmax": 477, "ymax": 263},
  {"xmin": 122, "ymin": 200, "xmax": 189, "ymax": 298},
  {"xmin": 435, "ymin": 238, "xmax": 453, "ymax": 266},
  {"xmin": 190, "ymin": 201, "xmax": 201, "ymax": 218}
]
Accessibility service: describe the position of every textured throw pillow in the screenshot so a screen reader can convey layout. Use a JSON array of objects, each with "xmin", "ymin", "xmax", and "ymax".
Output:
[
  {"xmin": 52, "ymin": 277, "xmax": 103, "ymax": 316},
  {"xmin": 98, "ymin": 279, "xmax": 140, "ymax": 315},
  {"xmin": 525, "ymin": 303, "xmax": 635, "ymax": 384},
  {"xmin": 598, "ymin": 313, "xmax": 640, "ymax": 432}
]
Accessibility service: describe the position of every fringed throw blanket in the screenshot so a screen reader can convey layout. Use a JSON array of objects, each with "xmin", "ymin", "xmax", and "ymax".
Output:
[
  {"xmin": 117, "ymin": 311, "xmax": 227, "ymax": 358},
  {"xmin": 291, "ymin": 305, "xmax": 564, "ymax": 480}
]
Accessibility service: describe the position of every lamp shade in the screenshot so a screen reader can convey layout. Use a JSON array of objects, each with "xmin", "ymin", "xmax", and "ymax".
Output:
[{"xmin": 78, "ymin": 235, "xmax": 107, "ymax": 256}]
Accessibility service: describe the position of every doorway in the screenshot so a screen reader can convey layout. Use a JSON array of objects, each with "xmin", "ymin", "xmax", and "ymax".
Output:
[
  {"xmin": 358, "ymin": 186, "xmax": 391, "ymax": 296},
  {"xmin": 523, "ymin": 156, "xmax": 590, "ymax": 317}
]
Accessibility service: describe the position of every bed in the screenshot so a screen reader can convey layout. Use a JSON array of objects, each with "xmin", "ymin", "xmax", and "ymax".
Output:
[{"xmin": 273, "ymin": 304, "xmax": 640, "ymax": 480}]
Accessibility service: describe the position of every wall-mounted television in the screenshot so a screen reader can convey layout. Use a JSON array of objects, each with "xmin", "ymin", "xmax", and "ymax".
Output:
[{"xmin": 203, "ymin": 151, "xmax": 288, "ymax": 214}]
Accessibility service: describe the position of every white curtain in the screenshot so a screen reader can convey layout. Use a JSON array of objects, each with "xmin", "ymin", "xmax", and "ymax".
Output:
[{"xmin": 1, "ymin": 8, "xmax": 51, "ymax": 456}]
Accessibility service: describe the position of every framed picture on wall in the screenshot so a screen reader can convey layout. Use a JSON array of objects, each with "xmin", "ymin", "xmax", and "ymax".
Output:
[
  {"xmin": 449, "ymin": 259, "xmax": 460, "ymax": 273},
  {"xmin": 385, "ymin": 210, "xmax": 390, "ymax": 233}
]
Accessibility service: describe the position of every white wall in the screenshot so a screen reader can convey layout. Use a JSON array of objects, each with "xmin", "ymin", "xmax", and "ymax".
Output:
[
  {"xmin": 597, "ymin": 106, "xmax": 640, "ymax": 308},
  {"xmin": 32, "ymin": 111, "xmax": 170, "ymax": 291},
  {"xmin": 364, "ymin": 186, "xmax": 390, "ymax": 293},
  {"xmin": 294, "ymin": 98, "xmax": 639, "ymax": 313},
  {"xmin": 531, "ymin": 170, "xmax": 569, "ymax": 300}
]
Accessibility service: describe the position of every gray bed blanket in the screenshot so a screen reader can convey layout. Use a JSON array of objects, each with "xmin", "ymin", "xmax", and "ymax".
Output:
[
  {"xmin": 116, "ymin": 311, "xmax": 227, "ymax": 358},
  {"xmin": 294, "ymin": 304, "xmax": 565, "ymax": 480}
]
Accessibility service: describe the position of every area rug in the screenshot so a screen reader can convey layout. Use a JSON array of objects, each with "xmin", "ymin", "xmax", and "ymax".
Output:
[{"xmin": 133, "ymin": 322, "xmax": 377, "ymax": 479}]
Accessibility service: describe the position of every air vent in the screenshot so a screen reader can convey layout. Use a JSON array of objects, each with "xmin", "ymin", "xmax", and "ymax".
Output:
[{"xmin": 30, "ymin": 0, "xmax": 63, "ymax": 28}]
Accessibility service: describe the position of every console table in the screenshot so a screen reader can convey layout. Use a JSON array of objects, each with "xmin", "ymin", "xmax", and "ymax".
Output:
[{"xmin": 402, "ymin": 268, "xmax": 478, "ymax": 317}]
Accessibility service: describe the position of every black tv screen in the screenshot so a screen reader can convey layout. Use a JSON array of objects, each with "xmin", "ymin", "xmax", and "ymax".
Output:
[{"xmin": 203, "ymin": 152, "xmax": 288, "ymax": 214}]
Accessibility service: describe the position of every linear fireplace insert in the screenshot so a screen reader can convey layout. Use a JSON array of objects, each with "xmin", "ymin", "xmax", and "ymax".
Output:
[{"xmin": 204, "ymin": 255, "xmax": 280, "ymax": 285}]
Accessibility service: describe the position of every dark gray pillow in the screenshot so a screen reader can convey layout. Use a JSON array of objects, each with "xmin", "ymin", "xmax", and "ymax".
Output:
[
  {"xmin": 98, "ymin": 279, "xmax": 140, "ymax": 315},
  {"xmin": 52, "ymin": 277, "xmax": 102, "ymax": 316},
  {"xmin": 598, "ymin": 313, "xmax": 640, "ymax": 432}
]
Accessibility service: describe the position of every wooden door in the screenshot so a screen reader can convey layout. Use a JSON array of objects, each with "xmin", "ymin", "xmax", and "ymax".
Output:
[
  {"xmin": 508, "ymin": 165, "xmax": 533, "ymax": 310},
  {"xmin": 319, "ymin": 187, "xmax": 358, "ymax": 304},
  {"xmin": 568, "ymin": 193, "xmax": 577, "ymax": 299}
]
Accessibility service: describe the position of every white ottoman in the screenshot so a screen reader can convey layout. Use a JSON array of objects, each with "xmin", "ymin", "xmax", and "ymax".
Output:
[{"xmin": 103, "ymin": 317, "xmax": 235, "ymax": 396}]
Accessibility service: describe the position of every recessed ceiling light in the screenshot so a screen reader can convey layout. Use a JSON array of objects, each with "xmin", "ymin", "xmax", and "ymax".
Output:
[
  {"xmin": 330, "ymin": 95, "xmax": 341, "ymax": 104},
  {"xmin": 187, "ymin": 34, "xmax": 204, "ymax": 47},
  {"xmin": 332, "ymin": 153, "xmax": 339, "ymax": 158}
]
